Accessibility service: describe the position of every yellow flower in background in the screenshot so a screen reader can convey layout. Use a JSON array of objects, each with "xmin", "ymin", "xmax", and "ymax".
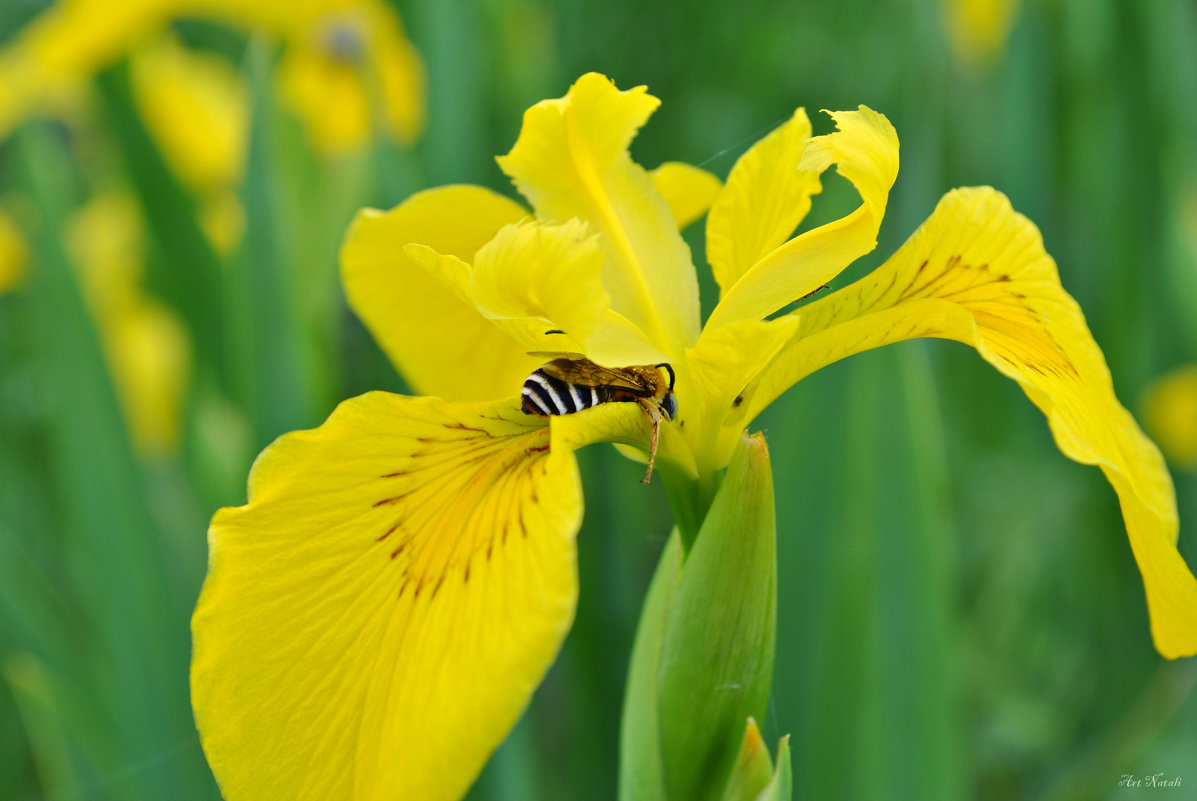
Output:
[
  {"xmin": 943, "ymin": 0, "xmax": 1020, "ymax": 64},
  {"xmin": 0, "ymin": 0, "xmax": 424, "ymax": 156},
  {"xmin": 68, "ymin": 193, "xmax": 190, "ymax": 454},
  {"xmin": 0, "ymin": 207, "xmax": 28, "ymax": 293},
  {"xmin": 1144, "ymin": 365, "xmax": 1197, "ymax": 470},
  {"xmin": 0, "ymin": 0, "xmax": 172, "ymax": 138},
  {"xmin": 270, "ymin": 0, "xmax": 425, "ymax": 152},
  {"xmin": 129, "ymin": 35, "xmax": 247, "ymax": 194},
  {"xmin": 190, "ymin": 74, "xmax": 1197, "ymax": 801}
]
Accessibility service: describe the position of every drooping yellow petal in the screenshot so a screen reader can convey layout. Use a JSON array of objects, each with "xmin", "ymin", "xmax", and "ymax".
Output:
[
  {"xmin": 705, "ymin": 108, "xmax": 820, "ymax": 291},
  {"xmin": 496, "ymin": 73, "xmax": 701, "ymax": 357},
  {"xmin": 746, "ymin": 187, "xmax": 1197, "ymax": 658},
  {"xmin": 1143, "ymin": 364, "xmax": 1197, "ymax": 469},
  {"xmin": 650, "ymin": 162, "xmax": 723, "ymax": 230},
  {"xmin": 705, "ymin": 106, "xmax": 899, "ymax": 331},
  {"xmin": 340, "ymin": 185, "xmax": 542, "ymax": 401},
  {"xmin": 192, "ymin": 393, "xmax": 582, "ymax": 801}
]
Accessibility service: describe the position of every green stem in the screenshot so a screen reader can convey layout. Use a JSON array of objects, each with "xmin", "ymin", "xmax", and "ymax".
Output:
[{"xmin": 660, "ymin": 465, "xmax": 721, "ymax": 554}]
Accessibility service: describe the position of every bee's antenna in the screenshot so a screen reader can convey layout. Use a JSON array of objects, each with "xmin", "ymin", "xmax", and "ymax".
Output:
[{"xmin": 654, "ymin": 363, "xmax": 676, "ymax": 391}]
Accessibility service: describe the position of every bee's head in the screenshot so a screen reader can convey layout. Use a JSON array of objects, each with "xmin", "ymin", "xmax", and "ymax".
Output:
[{"xmin": 654, "ymin": 363, "xmax": 678, "ymax": 421}]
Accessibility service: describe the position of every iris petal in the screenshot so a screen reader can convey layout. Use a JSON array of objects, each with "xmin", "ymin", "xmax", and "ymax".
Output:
[
  {"xmin": 705, "ymin": 106, "xmax": 898, "ymax": 331},
  {"xmin": 705, "ymin": 108, "xmax": 819, "ymax": 292},
  {"xmin": 745, "ymin": 187, "xmax": 1197, "ymax": 658},
  {"xmin": 192, "ymin": 393, "xmax": 583, "ymax": 800},
  {"xmin": 497, "ymin": 72, "xmax": 701, "ymax": 357},
  {"xmin": 340, "ymin": 186, "xmax": 541, "ymax": 401}
]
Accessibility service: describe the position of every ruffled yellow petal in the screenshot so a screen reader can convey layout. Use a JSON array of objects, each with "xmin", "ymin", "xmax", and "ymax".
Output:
[
  {"xmin": 192, "ymin": 393, "xmax": 582, "ymax": 801},
  {"xmin": 405, "ymin": 221, "xmax": 669, "ymax": 368},
  {"xmin": 496, "ymin": 73, "xmax": 701, "ymax": 357},
  {"xmin": 705, "ymin": 106, "xmax": 899, "ymax": 331},
  {"xmin": 340, "ymin": 186, "xmax": 542, "ymax": 401},
  {"xmin": 650, "ymin": 162, "xmax": 723, "ymax": 230},
  {"xmin": 129, "ymin": 35, "xmax": 248, "ymax": 193},
  {"xmin": 747, "ymin": 187, "xmax": 1197, "ymax": 658},
  {"xmin": 470, "ymin": 219, "xmax": 611, "ymax": 341},
  {"xmin": 705, "ymin": 108, "xmax": 820, "ymax": 292}
]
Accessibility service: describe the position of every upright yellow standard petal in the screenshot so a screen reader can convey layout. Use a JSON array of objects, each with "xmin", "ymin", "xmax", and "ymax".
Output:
[
  {"xmin": 746, "ymin": 187, "xmax": 1197, "ymax": 658},
  {"xmin": 340, "ymin": 186, "xmax": 541, "ymax": 401},
  {"xmin": 192, "ymin": 393, "xmax": 582, "ymax": 801},
  {"xmin": 705, "ymin": 108, "xmax": 820, "ymax": 292},
  {"xmin": 705, "ymin": 107, "xmax": 899, "ymax": 331},
  {"xmin": 497, "ymin": 73, "xmax": 701, "ymax": 357}
]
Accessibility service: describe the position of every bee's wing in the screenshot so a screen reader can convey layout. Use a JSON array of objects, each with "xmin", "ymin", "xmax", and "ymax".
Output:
[
  {"xmin": 526, "ymin": 350, "xmax": 587, "ymax": 360},
  {"xmin": 538, "ymin": 358, "xmax": 650, "ymax": 392}
]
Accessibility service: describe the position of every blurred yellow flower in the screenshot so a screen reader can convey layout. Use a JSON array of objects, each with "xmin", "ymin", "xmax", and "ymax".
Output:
[
  {"xmin": 0, "ymin": 207, "xmax": 28, "ymax": 293},
  {"xmin": 68, "ymin": 192, "xmax": 190, "ymax": 454},
  {"xmin": 0, "ymin": 0, "xmax": 172, "ymax": 137},
  {"xmin": 191, "ymin": 74, "xmax": 1197, "ymax": 801},
  {"xmin": 129, "ymin": 35, "xmax": 248, "ymax": 194},
  {"xmin": 1144, "ymin": 365, "xmax": 1197, "ymax": 469},
  {"xmin": 270, "ymin": 0, "xmax": 425, "ymax": 152},
  {"xmin": 0, "ymin": 0, "xmax": 424, "ymax": 156},
  {"xmin": 943, "ymin": 0, "xmax": 1020, "ymax": 64}
]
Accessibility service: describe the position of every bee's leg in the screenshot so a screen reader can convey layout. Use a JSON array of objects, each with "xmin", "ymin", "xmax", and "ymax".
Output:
[{"xmin": 640, "ymin": 402, "xmax": 662, "ymax": 484}]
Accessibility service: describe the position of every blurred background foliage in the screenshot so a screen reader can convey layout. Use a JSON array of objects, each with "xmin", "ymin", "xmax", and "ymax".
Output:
[{"xmin": 0, "ymin": 0, "xmax": 1195, "ymax": 799}]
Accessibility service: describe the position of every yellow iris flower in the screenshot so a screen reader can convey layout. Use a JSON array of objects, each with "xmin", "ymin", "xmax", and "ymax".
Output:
[{"xmin": 191, "ymin": 74, "xmax": 1197, "ymax": 800}]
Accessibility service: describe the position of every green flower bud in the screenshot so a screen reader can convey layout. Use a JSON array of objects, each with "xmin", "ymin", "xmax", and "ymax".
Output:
[{"xmin": 658, "ymin": 432, "xmax": 778, "ymax": 800}]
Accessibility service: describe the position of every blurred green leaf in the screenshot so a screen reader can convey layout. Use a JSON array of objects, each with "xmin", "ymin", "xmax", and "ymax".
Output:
[{"xmin": 13, "ymin": 120, "xmax": 213, "ymax": 800}]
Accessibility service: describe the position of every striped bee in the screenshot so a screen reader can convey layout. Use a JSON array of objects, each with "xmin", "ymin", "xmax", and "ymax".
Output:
[{"xmin": 521, "ymin": 357, "xmax": 677, "ymax": 483}]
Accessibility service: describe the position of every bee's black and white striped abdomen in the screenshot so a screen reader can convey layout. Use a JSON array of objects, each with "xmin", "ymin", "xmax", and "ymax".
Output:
[{"xmin": 521, "ymin": 370, "xmax": 610, "ymax": 416}]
